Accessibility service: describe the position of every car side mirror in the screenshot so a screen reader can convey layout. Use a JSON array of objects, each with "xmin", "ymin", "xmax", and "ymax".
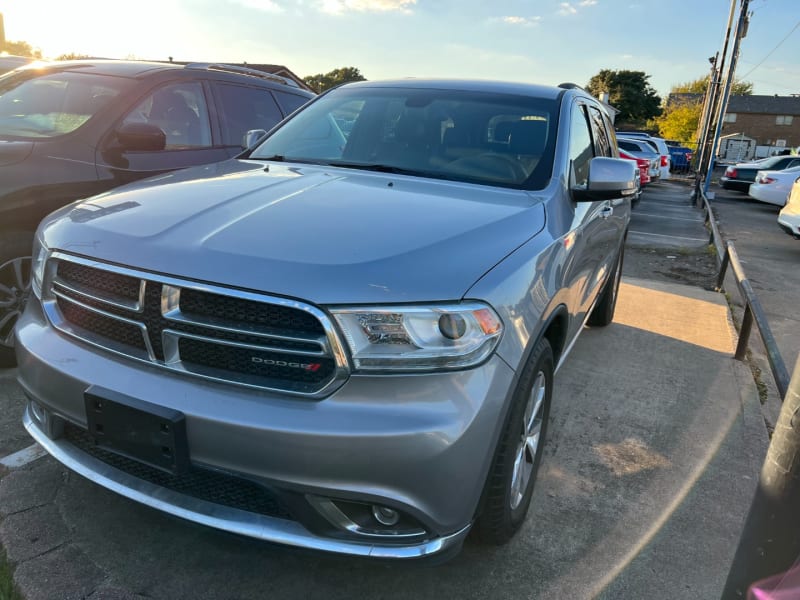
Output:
[
  {"xmin": 115, "ymin": 122, "xmax": 167, "ymax": 152},
  {"xmin": 572, "ymin": 157, "xmax": 637, "ymax": 202},
  {"xmin": 242, "ymin": 129, "xmax": 268, "ymax": 149}
]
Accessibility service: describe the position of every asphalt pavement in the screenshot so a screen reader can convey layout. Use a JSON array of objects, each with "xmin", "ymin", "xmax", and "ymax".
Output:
[{"xmin": 0, "ymin": 179, "xmax": 770, "ymax": 600}]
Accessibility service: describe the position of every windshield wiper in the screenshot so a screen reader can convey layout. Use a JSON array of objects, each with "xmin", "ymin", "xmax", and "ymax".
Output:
[{"xmin": 325, "ymin": 162, "xmax": 429, "ymax": 176}]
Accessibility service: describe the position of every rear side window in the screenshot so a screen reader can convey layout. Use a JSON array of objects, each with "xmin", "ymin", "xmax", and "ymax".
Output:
[
  {"xmin": 618, "ymin": 140, "xmax": 642, "ymax": 153},
  {"xmin": 273, "ymin": 90, "xmax": 312, "ymax": 116},
  {"xmin": 214, "ymin": 83, "xmax": 283, "ymax": 146}
]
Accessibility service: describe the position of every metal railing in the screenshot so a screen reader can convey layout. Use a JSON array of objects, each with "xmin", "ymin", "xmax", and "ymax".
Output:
[{"xmin": 699, "ymin": 186, "xmax": 791, "ymax": 400}]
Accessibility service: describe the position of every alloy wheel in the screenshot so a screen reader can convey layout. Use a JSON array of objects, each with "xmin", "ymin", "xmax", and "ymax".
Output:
[
  {"xmin": 509, "ymin": 371, "xmax": 546, "ymax": 510},
  {"xmin": 0, "ymin": 255, "xmax": 32, "ymax": 348}
]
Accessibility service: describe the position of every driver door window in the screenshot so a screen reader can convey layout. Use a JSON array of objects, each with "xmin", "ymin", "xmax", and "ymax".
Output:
[{"xmin": 122, "ymin": 82, "xmax": 212, "ymax": 149}]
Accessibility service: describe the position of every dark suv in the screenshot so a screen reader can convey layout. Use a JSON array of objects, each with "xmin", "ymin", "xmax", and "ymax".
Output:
[{"xmin": 0, "ymin": 60, "xmax": 314, "ymax": 364}]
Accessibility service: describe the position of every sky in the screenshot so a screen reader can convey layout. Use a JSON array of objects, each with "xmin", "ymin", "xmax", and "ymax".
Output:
[{"xmin": 2, "ymin": 0, "xmax": 798, "ymax": 98}]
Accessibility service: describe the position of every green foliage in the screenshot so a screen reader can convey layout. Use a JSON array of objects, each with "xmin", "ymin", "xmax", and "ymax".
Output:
[
  {"xmin": 55, "ymin": 52, "xmax": 91, "ymax": 61},
  {"xmin": 0, "ymin": 546, "xmax": 23, "ymax": 600},
  {"xmin": 586, "ymin": 69, "xmax": 661, "ymax": 125},
  {"xmin": 303, "ymin": 67, "xmax": 366, "ymax": 93},
  {"xmin": 655, "ymin": 103, "xmax": 703, "ymax": 144},
  {"xmin": 1, "ymin": 40, "xmax": 41, "ymax": 59},
  {"xmin": 672, "ymin": 76, "xmax": 753, "ymax": 95}
]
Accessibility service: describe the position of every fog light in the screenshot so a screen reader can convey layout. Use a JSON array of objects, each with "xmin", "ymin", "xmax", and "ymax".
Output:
[{"xmin": 372, "ymin": 505, "xmax": 400, "ymax": 526}]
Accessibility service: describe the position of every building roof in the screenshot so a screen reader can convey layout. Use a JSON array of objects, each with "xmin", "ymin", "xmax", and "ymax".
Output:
[
  {"xmin": 727, "ymin": 95, "xmax": 800, "ymax": 115},
  {"xmin": 667, "ymin": 93, "xmax": 800, "ymax": 116}
]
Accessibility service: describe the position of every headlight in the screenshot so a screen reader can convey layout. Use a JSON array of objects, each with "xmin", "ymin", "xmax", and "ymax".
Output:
[
  {"xmin": 331, "ymin": 302, "xmax": 503, "ymax": 372},
  {"xmin": 30, "ymin": 237, "xmax": 49, "ymax": 299}
]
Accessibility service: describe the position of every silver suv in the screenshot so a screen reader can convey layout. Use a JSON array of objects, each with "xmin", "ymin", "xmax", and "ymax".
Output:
[{"xmin": 16, "ymin": 79, "xmax": 635, "ymax": 560}]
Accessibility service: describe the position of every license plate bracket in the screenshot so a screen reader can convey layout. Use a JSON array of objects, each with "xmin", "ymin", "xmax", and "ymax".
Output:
[{"xmin": 83, "ymin": 386, "xmax": 189, "ymax": 475}]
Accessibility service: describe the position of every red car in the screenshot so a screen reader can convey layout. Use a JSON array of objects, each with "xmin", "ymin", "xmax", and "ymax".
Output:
[{"xmin": 619, "ymin": 148, "xmax": 651, "ymax": 187}]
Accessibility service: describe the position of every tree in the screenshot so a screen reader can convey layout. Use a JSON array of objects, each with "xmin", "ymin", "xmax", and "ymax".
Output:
[
  {"xmin": 2, "ymin": 40, "xmax": 41, "ymax": 59},
  {"xmin": 586, "ymin": 69, "xmax": 661, "ymax": 126},
  {"xmin": 654, "ymin": 103, "xmax": 703, "ymax": 144},
  {"xmin": 303, "ymin": 67, "xmax": 366, "ymax": 93},
  {"xmin": 55, "ymin": 52, "xmax": 91, "ymax": 61},
  {"xmin": 672, "ymin": 77, "xmax": 753, "ymax": 96},
  {"xmin": 653, "ymin": 74, "xmax": 753, "ymax": 144}
]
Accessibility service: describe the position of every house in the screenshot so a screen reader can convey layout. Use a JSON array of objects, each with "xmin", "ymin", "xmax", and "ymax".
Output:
[{"xmin": 720, "ymin": 95, "xmax": 800, "ymax": 157}]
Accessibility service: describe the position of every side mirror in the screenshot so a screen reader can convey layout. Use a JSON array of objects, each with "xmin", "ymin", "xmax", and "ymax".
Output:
[
  {"xmin": 242, "ymin": 129, "xmax": 268, "ymax": 149},
  {"xmin": 115, "ymin": 122, "xmax": 166, "ymax": 152},
  {"xmin": 573, "ymin": 157, "xmax": 637, "ymax": 202}
]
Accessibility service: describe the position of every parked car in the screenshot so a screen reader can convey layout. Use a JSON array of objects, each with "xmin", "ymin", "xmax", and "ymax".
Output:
[
  {"xmin": 618, "ymin": 136, "xmax": 661, "ymax": 181},
  {"xmin": 778, "ymin": 175, "xmax": 800, "ymax": 238},
  {"xmin": 720, "ymin": 155, "xmax": 800, "ymax": 192},
  {"xmin": 617, "ymin": 132, "xmax": 671, "ymax": 180},
  {"xmin": 619, "ymin": 147, "xmax": 652, "ymax": 188},
  {"xmin": 16, "ymin": 78, "xmax": 635, "ymax": 560},
  {"xmin": 0, "ymin": 59, "xmax": 315, "ymax": 365},
  {"xmin": 748, "ymin": 165, "xmax": 800, "ymax": 206}
]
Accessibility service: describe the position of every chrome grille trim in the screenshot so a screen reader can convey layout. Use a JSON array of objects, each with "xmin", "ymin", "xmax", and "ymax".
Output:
[
  {"xmin": 43, "ymin": 252, "xmax": 350, "ymax": 398},
  {"xmin": 161, "ymin": 284, "xmax": 327, "ymax": 355},
  {"xmin": 50, "ymin": 288, "xmax": 154, "ymax": 360}
]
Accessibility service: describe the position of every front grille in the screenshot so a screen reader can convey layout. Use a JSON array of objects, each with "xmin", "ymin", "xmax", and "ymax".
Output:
[
  {"xmin": 57, "ymin": 261, "xmax": 141, "ymax": 302},
  {"xmin": 45, "ymin": 255, "xmax": 347, "ymax": 396},
  {"xmin": 63, "ymin": 422, "xmax": 292, "ymax": 519}
]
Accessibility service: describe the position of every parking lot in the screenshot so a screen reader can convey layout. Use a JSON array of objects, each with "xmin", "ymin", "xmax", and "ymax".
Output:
[{"xmin": 0, "ymin": 178, "xmax": 773, "ymax": 600}]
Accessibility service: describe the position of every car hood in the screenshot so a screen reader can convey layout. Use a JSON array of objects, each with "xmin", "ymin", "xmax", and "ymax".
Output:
[{"xmin": 42, "ymin": 160, "xmax": 547, "ymax": 305}]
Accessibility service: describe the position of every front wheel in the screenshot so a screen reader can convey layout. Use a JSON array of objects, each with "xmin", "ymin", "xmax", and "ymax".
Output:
[
  {"xmin": 474, "ymin": 337, "xmax": 554, "ymax": 544},
  {"xmin": 0, "ymin": 232, "xmax": 34, "ymax": 368}
]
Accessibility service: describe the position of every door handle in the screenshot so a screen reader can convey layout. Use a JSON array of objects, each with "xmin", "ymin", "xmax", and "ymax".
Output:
[{"xmin": 599, "ymin": 205, "xmax": 613, "ymax": 220}]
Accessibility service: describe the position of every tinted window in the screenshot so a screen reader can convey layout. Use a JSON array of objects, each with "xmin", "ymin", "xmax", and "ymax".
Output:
[
  {"xmin": 587, "ymin": 106, "xmax": 612, "ymax": 157},
  {"xmin": 122, "ymin": 81, "xmax": 212, "ymax": 149},
  {"xmin": 0, "ymin": 70, "xmax": 131, "ymax": 138},
  {"xmin": 569, "ymin": 104, "xmax": 593, "ymax": 187},
  {"xmin": 215, "ymin": 83, "xmax": 283, "ymax": 146},
  {"xmin": 252, "ymin": 87, "xmax": 558, "ymax": 190},
  {"xmin": 272, "ymin": 90, "xmax": 312, "ymax": 116}
]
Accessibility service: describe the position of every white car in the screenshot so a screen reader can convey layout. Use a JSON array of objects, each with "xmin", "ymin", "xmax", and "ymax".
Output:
[
  {"xmin": 778, "ymin": 176, "xmax": 800, "ymax": 238},
  {"xmin": 749, "ymin": 166, "xmax": 800, "ymax": 206}
]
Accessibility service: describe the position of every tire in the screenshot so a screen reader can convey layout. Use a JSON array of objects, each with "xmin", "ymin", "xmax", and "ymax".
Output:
[
  {"xmin": 474, "ymin": 337, "xmax": 554, "ymax": 544},
  {"xmin": 0, "ymin": 231, "xmax": 35, "ymax": 368},
  {"xmin": 587, "ymin": 244, "xmax": 624, "ymax": 327}
]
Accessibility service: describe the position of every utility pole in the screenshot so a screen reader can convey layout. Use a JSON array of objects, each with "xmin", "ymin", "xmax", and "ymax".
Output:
[
  {"xmin": 703, "ymin": 0, "xmax": 750, "ymax": 197},
  {"xmin": 721, "ymin": 353, "xmax": 800, "ymax": 598},
  {"xmin": 694, "ymin": 52, "xmax": 719, "ymax": 163}
]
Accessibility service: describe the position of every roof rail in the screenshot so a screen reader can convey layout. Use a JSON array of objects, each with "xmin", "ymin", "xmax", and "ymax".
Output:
[{"xmin": 183, "ymin": 63, "xmax": 299, "ymax": 88}]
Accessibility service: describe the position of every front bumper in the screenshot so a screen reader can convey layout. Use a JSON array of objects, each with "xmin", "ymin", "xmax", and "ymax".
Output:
[
  {"xmin": 16, "ymin": 300, "xmax": 515, "ymax": 558},
  {"xmin": 778, "ymin": 213, "xmax": 800, "ymax": 239}
]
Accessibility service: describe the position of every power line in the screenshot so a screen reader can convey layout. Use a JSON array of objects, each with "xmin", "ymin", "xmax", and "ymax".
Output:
[{"xmin": 739, "ymin": 19, "xmax": 800, "ymax": 80}]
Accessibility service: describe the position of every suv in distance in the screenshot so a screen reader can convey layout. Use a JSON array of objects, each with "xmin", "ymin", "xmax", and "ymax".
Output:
[
  {"xmin": 16, "ymin": 79, "xmax": 635, "ymax": 560},
  {"xmin": 0, "ymin": 60, "xmax": 314, "ymax": 365}
]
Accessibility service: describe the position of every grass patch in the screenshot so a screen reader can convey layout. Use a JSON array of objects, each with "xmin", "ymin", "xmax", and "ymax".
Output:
[{"xmin": 0, "ymin": 546, "xmax": 22, "ymax": 600}]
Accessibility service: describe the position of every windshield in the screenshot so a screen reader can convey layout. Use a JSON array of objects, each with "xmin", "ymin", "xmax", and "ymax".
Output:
[
  {"xmin": 251, "ymin": 86, "xmax": 558, "ymax": 190},
  {"xmin": 0, "ymin": 69, "xmax": 132, "ymax": 138}
]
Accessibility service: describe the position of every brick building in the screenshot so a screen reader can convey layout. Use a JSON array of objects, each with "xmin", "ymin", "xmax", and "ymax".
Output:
[{"xmin": 720, "ymin": 95, "xmax": 800, "ymax": 155}]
